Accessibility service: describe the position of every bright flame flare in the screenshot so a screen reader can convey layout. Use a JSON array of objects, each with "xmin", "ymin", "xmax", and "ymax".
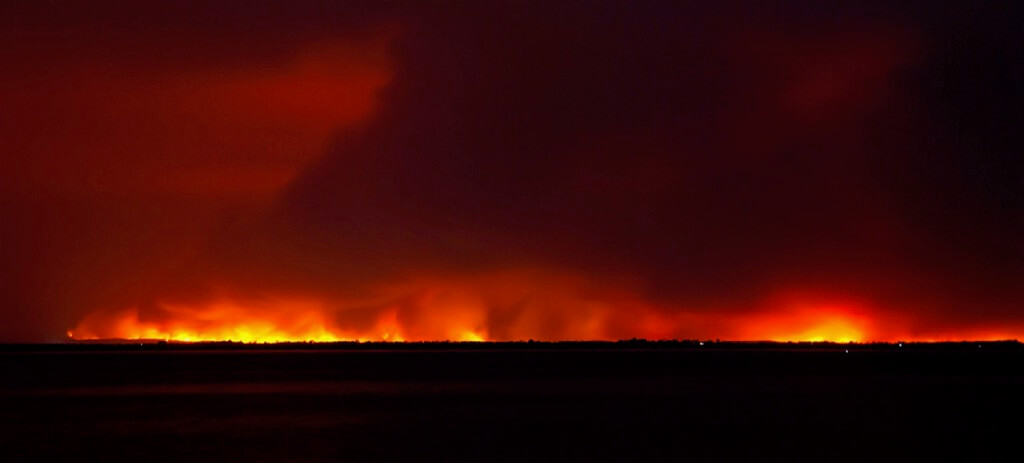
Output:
[{"xmin": 733, "ymin": 304, "xmax": 872, "ymax": 343}]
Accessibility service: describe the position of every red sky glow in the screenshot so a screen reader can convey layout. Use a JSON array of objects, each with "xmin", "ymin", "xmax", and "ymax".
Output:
[{"xmin": 2, "ymin": 2, "xmax": 1021, "ymax": 343}]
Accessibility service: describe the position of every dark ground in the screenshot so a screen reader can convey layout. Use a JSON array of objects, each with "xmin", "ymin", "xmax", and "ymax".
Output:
[{"xmin": 1, "ymin": 342, "xmax": 1022, "ymax": 462}]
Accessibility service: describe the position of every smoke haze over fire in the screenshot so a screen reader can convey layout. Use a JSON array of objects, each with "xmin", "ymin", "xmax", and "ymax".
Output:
[{"xmin": 2, "ymin": 1, "xmax": 1021, "ymax": 342}]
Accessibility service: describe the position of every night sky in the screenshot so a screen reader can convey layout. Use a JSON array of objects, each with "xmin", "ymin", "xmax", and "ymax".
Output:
[{"xmin": 1, "ymin": 1, "xmax": 1020, "ymax": 342}]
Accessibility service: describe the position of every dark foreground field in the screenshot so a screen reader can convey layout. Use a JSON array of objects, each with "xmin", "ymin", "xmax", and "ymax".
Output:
[{"xmin": 2, "ymin": 343, "xmax": 1022, "ymax": 462}]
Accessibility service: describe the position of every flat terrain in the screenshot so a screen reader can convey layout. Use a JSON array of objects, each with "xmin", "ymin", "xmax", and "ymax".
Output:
[{"xmin": 2, "ymin": 343, "xmax": 1022, "ymax": 462}]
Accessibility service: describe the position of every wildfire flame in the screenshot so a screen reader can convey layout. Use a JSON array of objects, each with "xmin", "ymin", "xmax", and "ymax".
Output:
[
  {"xmin": 733, "ymin": 306, "xmax": 873, "ymax": 343},
  {"xmin": 67, "ymin": 273, "xmax": 1022, "ymax": 343}
]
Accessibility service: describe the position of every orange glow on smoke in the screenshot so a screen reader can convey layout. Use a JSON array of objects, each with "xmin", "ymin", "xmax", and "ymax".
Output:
[
  {"xmin": 733, "ymin": 306, "xmax": 872, "ymax": 343},
  {"xmin": 67, "ymin": 274, "xmax": 1023, "ymax": 344},
  {"xmin": 72, "ymin": 301, "xmax": 350, "ymax": 343},
  {"xmin": 69, "ymin": 271, "xmax": 642, "ymax": 343},
  {"xmin": 2, "ymin": 36, "xmax": 394, "ymax": 196}
]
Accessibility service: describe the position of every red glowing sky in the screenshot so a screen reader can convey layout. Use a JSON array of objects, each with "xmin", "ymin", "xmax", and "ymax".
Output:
[{"xmin": 1, "ymin": 2, "xmax": 1021, "ymax": 342}]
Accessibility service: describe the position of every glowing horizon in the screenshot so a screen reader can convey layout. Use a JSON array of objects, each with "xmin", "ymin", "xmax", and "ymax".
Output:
[{"xmin": 67, "ymin": 294, "xmax": 1023, "ymax": 344}]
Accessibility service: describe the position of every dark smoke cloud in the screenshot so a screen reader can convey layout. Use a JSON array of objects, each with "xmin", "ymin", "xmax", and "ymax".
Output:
[{"xmin": 274, "ymin": 2, "xmax": 1020, "ymax": 324}]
